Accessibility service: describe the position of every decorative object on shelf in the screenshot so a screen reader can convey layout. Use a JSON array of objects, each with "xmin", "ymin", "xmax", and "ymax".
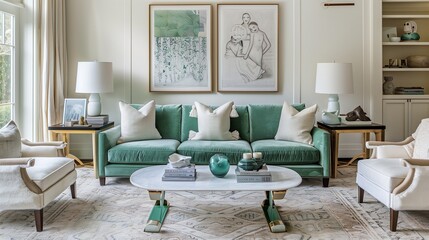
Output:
[
  {"xmin": 149, "ymin": 4, "xmax": 212, "ymax": 92},
  {"xmin": 315, "ymin": 62, "xmax": 354, "ymax": 120},
  {"xmin": 401, "ymin": 21, "xmax": 420, "ymax": 41},
  {"xmin": 390, "ymin": 37, "xmax": 401, "ymax": 42},
  {"xmin": 238, "ymin": 153, "xmax": 258, "ymax": 171},
  {"xmin": 406, "ymin": 56, "xmax": 429, "ymax": 68},
  {"xmin": 382, "ymin": 27, "xmax": 397, "ymax": 42},
  {"xmin": 321, "ymin": 111, "xmax": 341, "ymax": 125},
  {"xmin": 62, "ymin": 98, "xmax": 87, "ymax": 124},
  {"xmin": 209, "ymin": 154, "xmax": 230, "ymax": 178},
  {"xmin": 217, "ymin": 4, "xmax": 278, "ymax": 92},
  {"xmin": 383, "ymin": 76, "xmax": 395, "ymax": 95},
  {"xmin": 75, "ymin": 61, "xmax": 113, "ymax": 116},
  {"xmin": 168, "ymin": 153, "xmax": 192, "ymax": 168},
  {"xmin": 394, "ymin": 87, "xmax": 424, "ymax": 95},
  {"xmin": 345, "ymin": 106, "xmax": 371, "ymax": 122}
]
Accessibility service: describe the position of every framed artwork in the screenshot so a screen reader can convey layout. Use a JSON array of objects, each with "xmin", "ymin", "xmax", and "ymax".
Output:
[
  {"xmin": 217, "ymin": 4, "xmax": 278, "ymax": 92},
  {"xmin": 149, "ymin": 4, "xmax": 212, "ymax": 92},
  {"xmin": 63, "ymin": 98, "xmax": 87, "ymax": 124}
]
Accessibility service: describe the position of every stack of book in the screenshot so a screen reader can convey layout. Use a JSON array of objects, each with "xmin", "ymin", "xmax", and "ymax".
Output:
[
  {"xmin": 162, "ymin": 164, "xmax": 196, "ymax": 181},
  {"xmin": 235, "ymin": 164, "xmax": 271, "ymax": 183},
  {"xmin": 86, "ymin": 115, "xmax": 109, "ymax": 125},
  {"xmin": 394, "ymin": 87, "xmax": 424, "ymax": 95}
]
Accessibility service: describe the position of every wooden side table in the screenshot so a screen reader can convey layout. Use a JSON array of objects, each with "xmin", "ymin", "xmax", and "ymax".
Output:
[
  {"xmin": 317, "ymin": 121, "xmax": 386, "ymax": 178},
  {"xmin": 48, "ymin": 122, "xmax": 114, "ymax": 178}
]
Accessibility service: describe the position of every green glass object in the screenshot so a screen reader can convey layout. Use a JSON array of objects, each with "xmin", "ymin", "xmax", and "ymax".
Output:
[
  {"xmin": 209, "ymin": 154, "xmax": 230, "ymax": 178},
  {"xmin": 238, "ymin": 158, "xmax": 258, "ymax": 171}
]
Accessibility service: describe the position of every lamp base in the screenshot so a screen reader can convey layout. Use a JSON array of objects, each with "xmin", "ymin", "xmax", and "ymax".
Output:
[
  {"xmin": 87, "ymin": 93, "xmax": 101, "ymax": 116},
  {"xmin": 326, "ymin": 94, "xmax": 340, "ymax": 115}
]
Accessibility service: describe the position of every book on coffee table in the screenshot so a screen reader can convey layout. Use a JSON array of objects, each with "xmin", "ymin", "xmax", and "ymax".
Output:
[
  {"xmin": 163, "ymin": 164, "xmax": 196, "ymax": 181},
  {"xmin": 235, "ymin": 165, "xmax": 272, "ymax": 182},
  {"xmin": 162, "ymin": 173, "xmax": 196, "ymax": 181}
]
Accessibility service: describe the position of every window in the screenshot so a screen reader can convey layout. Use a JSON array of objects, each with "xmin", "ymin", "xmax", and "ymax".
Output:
[{"xmin": 0, "ymin": 10, "xmax": 15, "ymax": 128}]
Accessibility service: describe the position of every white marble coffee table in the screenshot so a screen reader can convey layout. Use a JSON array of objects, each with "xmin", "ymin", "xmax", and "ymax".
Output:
[{"xmin": 130, "ymin": 165, "xmax": 302, "ymax": 233}]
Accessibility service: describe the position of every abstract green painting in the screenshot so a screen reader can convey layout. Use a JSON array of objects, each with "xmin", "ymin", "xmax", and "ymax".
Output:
[{"xmin": 150, "ymin": 5, "xmax": 212, "ymax": 92}]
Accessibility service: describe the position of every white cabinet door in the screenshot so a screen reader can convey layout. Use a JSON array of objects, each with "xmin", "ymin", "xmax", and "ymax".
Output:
[
  {"xmin": 383, "ymin": 99, "xmax": 408, "ymax": 141},
  {"xmin": 409, "ymin": 100, "xmax": 429, "ymax": 135}
]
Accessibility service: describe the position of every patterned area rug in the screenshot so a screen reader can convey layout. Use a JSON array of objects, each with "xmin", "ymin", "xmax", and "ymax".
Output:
[{"xmin": 1, "ymin": 166, "xmax": 429, "ymax": 239}]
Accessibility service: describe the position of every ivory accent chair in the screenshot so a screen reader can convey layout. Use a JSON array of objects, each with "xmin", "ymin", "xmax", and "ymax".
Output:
[
  {"xmin": 0, "ymin": 121, "xmax": 77, "ymax": 232},
  {"xmin": 356, "ymin": 118, "xmax": 429, "ymax": 231}
]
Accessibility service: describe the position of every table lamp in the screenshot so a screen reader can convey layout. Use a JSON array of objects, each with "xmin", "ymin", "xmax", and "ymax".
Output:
[
  {"xmin": 315, "ymin": 62, "xmax": 354, "ymax": 121},
  {"xmin": 75, "ymin": 61, "xmax": 113, "ymax": 116}
]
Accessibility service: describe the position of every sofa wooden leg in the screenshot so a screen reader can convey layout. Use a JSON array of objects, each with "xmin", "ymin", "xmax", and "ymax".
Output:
[
  {"xmin": 390, "ymin": 208, "xmax": 398, "ymax": 232},
  {"xmin": 70, "ymin": 182, "xmax": 76, "ymax": 199},
  {"xmin": 99, "ymin": 177, "xmax": 106, "ymax": 186},
  {"xmin": 358, "ymin": 186, "xmax": 364, "ymax": 203},
  {"xmin": 34, "ymin": 209, "xmax": 43, "ymax": 232},
  {"xmin": 322, "ymin": 178, "xmax": 330, "ymax": 187}
]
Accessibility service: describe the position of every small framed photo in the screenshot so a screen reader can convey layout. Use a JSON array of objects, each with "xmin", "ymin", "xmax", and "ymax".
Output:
[
  {"xmin": 149, "ymin": 4, "xmax": 212, "ymax": 92},
  {"xmin": 63, "ymin": 98, "xmax": 87, "ymax": 124},
  {"xmin": 382, "ymin": 27, "xmax": 397, "ymax": 42},
  {"xmin": 217, "ymin": 4, "xmax": 279, "ymax": 92}
]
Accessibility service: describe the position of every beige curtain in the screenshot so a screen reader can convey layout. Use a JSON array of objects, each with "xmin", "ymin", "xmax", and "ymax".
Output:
[{"xmin": 35, "ymin": 0, "xmax": 67, "ymax": 141}]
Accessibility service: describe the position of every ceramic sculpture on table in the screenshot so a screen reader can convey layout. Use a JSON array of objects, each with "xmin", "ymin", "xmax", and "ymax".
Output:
[
  {"xmin": 346, "ymin": 106, "xmax": 371, "ymax": 121},
  {"xmin": 401, "ymin": 21, "xmax": 420, "ymax": 41},
  {"xmin": 321, "ymin": 111, "xmax": 341, "ymax": 125}
]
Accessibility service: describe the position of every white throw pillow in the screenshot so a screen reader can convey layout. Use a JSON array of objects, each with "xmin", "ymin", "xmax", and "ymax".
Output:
[
  {"xmin": 189, "ymin": 101, "xmax": 239, "ymax": 141},
  {"xmin": 118, "ymin": 101, "xmax": 161, "ymax": 143},
  {"xmin": 0, "ymin": 120, "xmax": 22, "ymax": 158},
  {"xmin": 274, "ymin": 102, "xmax": 318, "ymax": 144},
  {"xmin": 412, "ymin": 118, "xmax": 429, "ymax": 159}
]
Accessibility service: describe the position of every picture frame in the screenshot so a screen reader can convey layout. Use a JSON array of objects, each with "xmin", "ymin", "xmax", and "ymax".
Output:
[
  {"xmin": 382, "ymin": 27, "xmax": 397, "ymax": 42},
  {"xmin": 217, "ymin": 4, "xmax": 279, "ymax": 92},
  {"xmin": 149, "ymin": 4, "xmax": 212, "ymax": 92},
  {"xmin": 62, "ymin": 98, "xmax": 87, "ymax": 124}
]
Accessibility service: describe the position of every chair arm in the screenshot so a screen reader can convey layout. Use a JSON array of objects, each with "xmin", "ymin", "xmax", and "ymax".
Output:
[
  {"xmin": 0, "ymin": 158, "xmax": 35, "ymax": 167},
  {"xmin": 98, "ymin": 125, "xmax": 121, "ymax": 177},
  {"xmin": 391, "ymin": 161, "xmax": 429, "ymax": 210},
  {"xmin": 366, "ymin": 136, "xmax": 414, "ymax": 148},
  {"xmin": 21, "ymin": 139, "xmax": 66, "ymax": 157},
  {"xmin": 311, "ymin": 127, "xmax": 331, "ymax": 178}
]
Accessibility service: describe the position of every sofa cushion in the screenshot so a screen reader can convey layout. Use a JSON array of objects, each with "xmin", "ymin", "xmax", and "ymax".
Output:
[
  {"xmin": 251, "ymin": 139, "xmax": 320, "ymax": 164},
  {"xmin": 248, "ymin": 104, "xmax": 305, "ymax": 142},
  {"xmin": 177, "ymin": 140, "xmax": 252, "ymax": 164},
  {"xmin": 357, "ymin": 158, "xmax": 408, "ymax": 192},
  {"xmin": 181, "ymin": 105, "xmax": 250, "ymax": 142},
  {"xmin": 118, "ymin": 101, "xmax": 161, "ymax": 143},
  {"xmin": 275, "ymin": 102, "xmax": 317, "ymax": 144},
  {"xmin": 0, "ymin": 120, "xmax": 22, "ymax": 158},
  {"xmin": 189, "ymin": 101, "xmax": 238, "ymax": 141},
  {"xmin": 108, "ymin": 139, "xmax": 180, "ymax": 164},
  {"xmin": 26, "ymin": 157, "xmax": 75, "ymax": 191}
]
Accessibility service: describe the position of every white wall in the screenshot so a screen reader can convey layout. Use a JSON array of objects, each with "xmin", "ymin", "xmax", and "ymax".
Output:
[{"xmin": 66, "ymin": 0, "xmax": 378, "ymax": 158}]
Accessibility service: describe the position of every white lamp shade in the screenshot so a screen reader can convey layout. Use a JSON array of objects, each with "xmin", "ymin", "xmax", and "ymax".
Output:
[
  {"xmin": 75, "ymin": 62, "xmax": 113, "ymax": 93},
  {"xmin": 315, "ymin": 63, "xmax": 354, "ymax": 94}
]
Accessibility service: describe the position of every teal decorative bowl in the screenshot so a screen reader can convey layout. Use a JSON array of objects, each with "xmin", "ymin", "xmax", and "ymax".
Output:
[
  {"xmin": 209, "ymin": 154, "xmax": 230, "ymax": 178},
  {"xmin": 238, "ymin": 158, "xmax": 258, "ymax": 171}
]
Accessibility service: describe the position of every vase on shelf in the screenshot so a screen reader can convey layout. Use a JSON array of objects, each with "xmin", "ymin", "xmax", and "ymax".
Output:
[{"xmin": 383, "ymin": 76, "xmax": 395, "ymax": 95}]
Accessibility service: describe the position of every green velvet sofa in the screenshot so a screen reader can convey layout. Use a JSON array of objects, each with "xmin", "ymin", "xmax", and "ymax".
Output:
[{"xmin": 98, "ymin": 104, "xmax": 331, "ymax": 186}]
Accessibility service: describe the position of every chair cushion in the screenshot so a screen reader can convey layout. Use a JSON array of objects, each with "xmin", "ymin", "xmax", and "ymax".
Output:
[
  {"xmin": 413, "ymin": 118, "xmax": 429, "ymax": 159},
  {"xmin": 0, "ymin": 120, "xmax": 22, "ymax": 158},
  {"xmin": 177, "ymin": 140, "xmax": 252, "ymax": 164},
  {"xmin": 108, "ymin": 139, "xmax": 180, "ymax": 164},
  {"xmin": 251, "ymin": 140, "xmax": 320, "ymax": 165},
  {"xmin": 26, "ymin": 157, "xmax": 75, "ymax": 191},
  {"xmin": 357, "ymin": 158, "xmax": 408, "ymax": 193}
]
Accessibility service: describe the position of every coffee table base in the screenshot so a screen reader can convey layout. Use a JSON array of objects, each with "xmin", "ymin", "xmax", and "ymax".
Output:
[
  {"xmin": 145, "ymin": 191, "xmax": 169, "ymax": 233},
  {"xmin": 144, "ymin": 190, "xmax": 288, "ymax": 233}
]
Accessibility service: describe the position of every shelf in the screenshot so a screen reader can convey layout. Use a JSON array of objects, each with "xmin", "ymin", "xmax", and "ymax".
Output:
[
  {"xmin": 383, "ymin": 14, "xmax": 429, "ymax": 18},
  {"xmin": 383, "ymin": 94, "xmax": 429, "ymax": 99},
  {"xmin": 382, "ymin": 41, "xmax": 429, "ymax": 45},
  {"xmin": 383, "ymin": 68, "xmax": 429, "ymax": 71}
]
